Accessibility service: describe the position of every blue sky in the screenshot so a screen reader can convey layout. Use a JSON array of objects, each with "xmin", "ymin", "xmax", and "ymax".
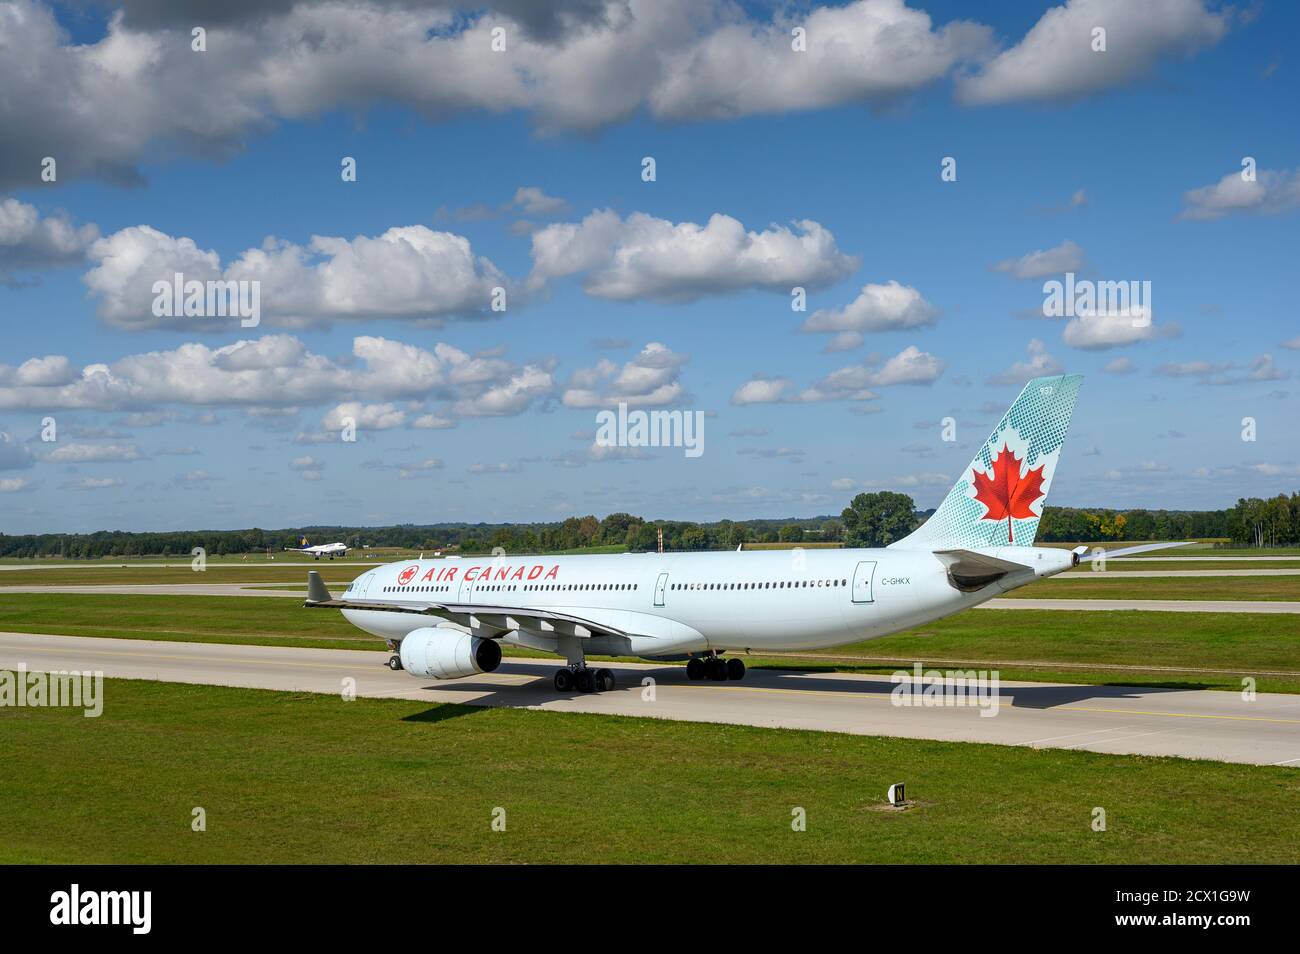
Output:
[{"xmin": 0, "ymin": 0, "xmax": 1297, "ymax": 533}]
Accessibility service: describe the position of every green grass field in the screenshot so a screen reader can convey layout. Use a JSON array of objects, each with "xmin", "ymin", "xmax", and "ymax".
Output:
[
  {"xmin": 2, "ymin": 677, "xmax": 1295, "ymax": 864},
  {"xmin": 1008, "ymin": 575, "xmax": 1300, "ymax": 601},
  {"xmin": 2, "ymin": 593, "xmax": 1295, "ymax": 692},
  {"xmin": 777, "ymin": 609, "xmax": 1300, "ymax": 692},
  {"xmin": 1181, "ymin": 547, "xmax": 1300, "ymax": 556},
  {"xmin": 1075, "ymin": 560, "xmax": 1300, "ymax": 571}
]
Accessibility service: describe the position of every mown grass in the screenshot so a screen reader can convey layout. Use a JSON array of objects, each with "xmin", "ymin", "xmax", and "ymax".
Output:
[
  {"xmin": 0, "ymin": 593, "xmax": 376, "ymax": 650},
  {"xmin": 1073, "ymin": 560, "xmax": 1300, "ymax": 571},
  {"xmin": 1007, "ymin": 575, "xmax": 1300, "ymax": 601},
  {"xmin": 2, "ymin": 594, "xmax": 1296, "ymax": 692},
  {"xmin": 800, "ymin": 609, "xmax": 1300, "ymax": 691},
  {"xmin": 2, "ymin": 678, "xmax": 1295, "ymax": 864}
]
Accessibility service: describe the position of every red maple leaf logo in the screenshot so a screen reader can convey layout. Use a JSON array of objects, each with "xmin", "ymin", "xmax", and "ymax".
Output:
[
  {"xmin": 970, "ymin": 442, "xmax": 1047, "ymax": 544},
  {"xmin": 397, "ymin": 565, "xmax": 419, "ymax": 586}
]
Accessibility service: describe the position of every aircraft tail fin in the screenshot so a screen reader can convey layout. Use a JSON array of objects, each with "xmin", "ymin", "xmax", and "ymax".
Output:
[{"xmin": 890, "ymin": 373, "xmax": 1083, "ymax": 550}]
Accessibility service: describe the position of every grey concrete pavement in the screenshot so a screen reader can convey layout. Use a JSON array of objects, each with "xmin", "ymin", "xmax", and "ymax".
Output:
[
  {"xmin": 2, "ymin": 631, "xmax": 1297, "ymax": 768},
  {"xmin": 0, "ymin": 583, "xmax": 307, "ymax": 597},
  {"xmin": 0, "ymin": 561, "xmax": 376, "ymax": 571},
  {"xmin": 1110, "ymin": 556, "xmax": 1300, "ymax": 562}
]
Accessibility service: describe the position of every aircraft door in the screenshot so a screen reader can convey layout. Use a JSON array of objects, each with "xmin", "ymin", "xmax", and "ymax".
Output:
[
  {"xmin": 851, "ymin": 561, "xmax": 876, "ymax": 603},
  {"xmin": 654, "ymin": 572, "xmax": 669, "ymax": 606}
]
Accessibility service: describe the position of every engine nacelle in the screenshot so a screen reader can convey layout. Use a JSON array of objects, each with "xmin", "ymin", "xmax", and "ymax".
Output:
[{"xmin": 398, "ymin": 627, "xmax": 502, "ymax": 680}]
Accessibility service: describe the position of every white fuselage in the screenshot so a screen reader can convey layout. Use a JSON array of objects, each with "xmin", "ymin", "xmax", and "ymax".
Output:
[
  {"xmin": 293, "ymin": 543, "xmax": 348, "ymax": 558},
  {"xmin": 338, "ymin": 546, "xmax": 1074, "ymax": 658}
]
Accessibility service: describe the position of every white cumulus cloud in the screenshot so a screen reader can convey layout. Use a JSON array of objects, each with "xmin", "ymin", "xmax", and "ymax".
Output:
[
  {"xmin": 0, "ymin": 198, "xmax": 98, "ymax": 283},
  {"xmin": 988, "ymin": 339, "xmax": 1065, "ymax": 385},
  {"xmin": 993, "ymin": 240, "xmax": 1086, "ymax": 279},
  {"xmin": 1063, "ymin": 314, "xmax": 1178, "ymax": 350},
  {"xmin": 957, "ymin": 0, "xmax": 1227, "ymax": 105},
  {"xmin": 0, "ymin": 334, "xmax": 553, "ymax": 422},
  {"xmin": 1178, "ymin": 167, "xmax": 1300, "ymax": 221},
  {"xmin": 802, "ymin": 281, "xmax": 940, "ymax": 334},
  {"xmin": 529, "ymin": 209, "xmax": 857, "ymax": 303},
  {"xmin": 562, "ymin": 342, "xmax": 689, "ymax": 408},
  {"xmin": 83, "ymin": 223, "xmax": 507, "ymax": 329}
]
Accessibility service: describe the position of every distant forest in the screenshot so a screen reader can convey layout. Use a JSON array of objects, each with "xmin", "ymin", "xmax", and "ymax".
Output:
[{"xmin": 4, "ymin": 492, "xmax": 1298, "ymax": 558}]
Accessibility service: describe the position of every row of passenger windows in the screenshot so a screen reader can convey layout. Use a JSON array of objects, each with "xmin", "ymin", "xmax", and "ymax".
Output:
[
  {"xmin": 377, "ymin": 579, "xmax": 848, "ymax": 596},
  {"xmin": 380, "ymin": 582, "xmax": 639, "ymax": 594},
  {"xmin": 524, "ymin": 583, "xmax": 637, "ymax": 592},
  {"xmin": 673, "ymin": 579, "xmax": 848, "ymax": 591}
]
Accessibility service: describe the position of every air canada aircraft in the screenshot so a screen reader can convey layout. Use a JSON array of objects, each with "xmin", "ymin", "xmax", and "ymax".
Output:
[
  {"xmin": 306, "ymin": 374, "xmax": 1178, "ymax": 693},
  {"xmin": 287, "ymin": 537, "xmax": 349, "ymax": 560}
]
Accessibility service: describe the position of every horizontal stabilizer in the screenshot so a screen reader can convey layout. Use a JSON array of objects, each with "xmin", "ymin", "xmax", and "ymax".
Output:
[
  {"xmin": 1075, "ymin": 541, "xmax": 1195, "ymax": 561},
  {"xmin": 933, "ymin": 548, "xmax": 1033, "ymax": 592}
]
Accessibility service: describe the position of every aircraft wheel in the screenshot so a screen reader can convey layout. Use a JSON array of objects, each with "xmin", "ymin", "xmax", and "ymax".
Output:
[
  {"xmin": 686, "ymin": 657, "xmax": 705, "ymax": 681},
  {"xmin": 575, "ymin": 669, "xmax": 596, "ymax": 693},
  {"xmin": 387, "ymin": 655, "xmax": 403, "ymax": 671},
  {"xmin": 707, "ymin": 657, "xmax": 729, "ymax": 681},
  {"xmin": 595, "ymin": 668, "xmax": 616, "ymax": 692},
  {"xmin": 554, "ymin": 668, "xmax": 574, "ymax": 692},
  {"xmin": 726, "ymin": 658, "xmax": 746, "ymax": 681}
]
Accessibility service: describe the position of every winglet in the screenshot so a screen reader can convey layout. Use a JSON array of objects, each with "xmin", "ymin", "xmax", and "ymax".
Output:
[{"xmin": 306, "ymin": 571, "xmax": 332, "ymax": 604}]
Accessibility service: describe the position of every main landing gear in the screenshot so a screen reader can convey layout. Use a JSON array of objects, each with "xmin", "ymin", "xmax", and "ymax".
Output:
[
  {"xmin": 554, "ymin": 666, "xmax": 616, "ymax": 693},
  {"xmin": 387, "ymin": 654, "xmax": 403, "ymax": 671},
  {"xmin": 552, "ymin": 635, "xmax": 615, "ymax": 693},
  {"xmin": 686, "ymin": 654, "xmax": 745, "ymax": 682}
]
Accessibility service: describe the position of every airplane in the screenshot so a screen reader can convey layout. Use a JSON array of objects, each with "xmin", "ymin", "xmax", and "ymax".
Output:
[
  {"xmin": 287, "ymin": 537, "xmax": 350, "ymax": 560},
  {"xmin": 305, "ymin": 373, "xmax": 1183, "ymax": 693}
]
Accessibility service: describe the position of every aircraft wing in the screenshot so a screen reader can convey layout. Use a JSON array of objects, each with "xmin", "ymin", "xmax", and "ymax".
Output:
[{"xmin": 303, "ymin": 572, "xmax": 628, "ymax": 638}]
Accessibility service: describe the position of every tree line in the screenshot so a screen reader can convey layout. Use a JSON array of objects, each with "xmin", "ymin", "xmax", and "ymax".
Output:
[
  {"xmin": 1224, "ymin": 493, "xmax": 1300, "ymax": 548},
  {"xmin": 2, "ymin": 492, "xmax": 1294, "ymax": 559}
]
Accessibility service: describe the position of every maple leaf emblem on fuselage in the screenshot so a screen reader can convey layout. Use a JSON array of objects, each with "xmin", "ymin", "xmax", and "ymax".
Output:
[{"xmin": 970, "ymin": 442, "xmax": 1047, "ymax": 544}]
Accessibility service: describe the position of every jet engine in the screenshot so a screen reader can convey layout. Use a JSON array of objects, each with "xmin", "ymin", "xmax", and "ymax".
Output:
[{"xmin": 398, "ymin": 627, "xmax": 502, "ymax": 679}]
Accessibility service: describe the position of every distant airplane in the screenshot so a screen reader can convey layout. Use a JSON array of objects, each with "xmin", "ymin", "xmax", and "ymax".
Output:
[
  {"xmin": 287, "ymin": 537, "xmax": 349, "ymax": 560},
  {"xmin": 306, "ymin": 374, "xmax": 1186, "ymax": 693}
]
